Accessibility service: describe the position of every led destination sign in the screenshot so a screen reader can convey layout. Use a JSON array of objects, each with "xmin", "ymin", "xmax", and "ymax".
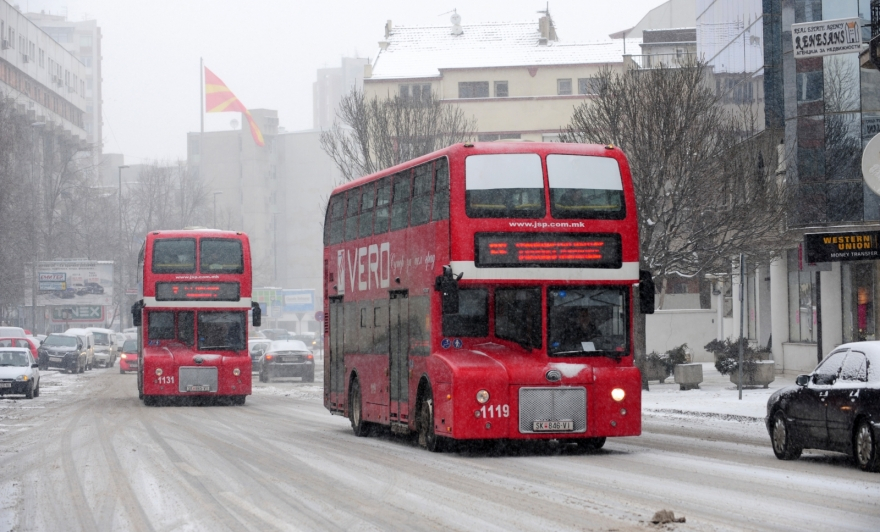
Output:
[
  {"xmin": 156, "ymin": 282, "xmax": 240, "ymax": 301},
  {"xmin": 475, "ymin": 233, "xmax": 621, "ymax": 268}
]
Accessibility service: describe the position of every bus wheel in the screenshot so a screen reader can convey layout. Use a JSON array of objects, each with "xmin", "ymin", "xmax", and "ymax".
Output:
[
  {"xmin": 418, "ymin": 387, "xmax": 443, "ymax": 452},
  {"xmin": 349, "ymin": 379, "xmax": 370, "ymax": 437},
  {"xmin": 232, "ymin": 395, "xmax": 246, "ymax": 406},
  {"xmin": 143, "ymin": 395, "xmax": 157, "ymax": 406},
  {"xmin": 574, "ymin": 437, "xmax": 606, "ymax": 451}
]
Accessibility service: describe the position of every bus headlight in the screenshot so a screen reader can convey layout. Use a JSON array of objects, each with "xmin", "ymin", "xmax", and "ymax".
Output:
[
  {"xmin": 611, "ymin": 388, "xmax": 625, "ymax": 402},
  {"xmin": 233, "ymin": 368, "xmax": 241, "ymax": 376},
  {"xmin": 155, "ymin": 368, "xmax": 163, "ymax": 376},
  {"xmin": 476, "ymin": 390, "xmax": 490, "ymax": 404}
]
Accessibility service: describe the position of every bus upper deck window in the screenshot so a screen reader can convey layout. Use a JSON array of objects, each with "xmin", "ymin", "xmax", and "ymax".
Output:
[
  {"xmin": 200, "ymin": 239, "xmax": 243, "ymax": 273},
  {"xmin": 152, "ymin": 239, "xmax": 196, "ymax": 273},
  {"xmin": 465, "ymin": 154, "xmax": 544, "ymax": 218},
  {"xmin": 548, "ymin": 155, "xmax": 625, "ymax": 220}
]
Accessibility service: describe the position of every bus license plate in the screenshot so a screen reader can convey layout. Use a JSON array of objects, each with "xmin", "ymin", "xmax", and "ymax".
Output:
[
  {"xmin": 50, "ymin": 357, "xmax": 63, "ymax": 363},
  {"xmin": 533, "ymin": 420, "xmax": 574, "ymax": 432},
  {"xmin": 187, "ymin": 385, "xmax": 210, "ymax": 392},
  {"xmin": 0, "ymin": 383, "xmax": 11, "ymax": 388}
]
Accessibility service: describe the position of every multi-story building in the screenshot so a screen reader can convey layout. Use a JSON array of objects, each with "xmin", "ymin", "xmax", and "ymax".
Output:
[
  {"xmin": 364, "ymin": 13, "xmax": 640, "ymax": 142},
  {"xmin": 0, "ymin": 1, "xmax": 88, "ymax": 145},
  {"xmin": 314, "ymin": 57, "xmax": 368, "ymax": 130},
  {"xmin": 26, "ymin": 9, "xmax": 101, "ymax": 164}
]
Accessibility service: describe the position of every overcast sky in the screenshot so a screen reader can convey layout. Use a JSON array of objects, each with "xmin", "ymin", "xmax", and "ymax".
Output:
[{"xmin": 25, "ymin": 0, "xmax": 666, "ymax": 163}]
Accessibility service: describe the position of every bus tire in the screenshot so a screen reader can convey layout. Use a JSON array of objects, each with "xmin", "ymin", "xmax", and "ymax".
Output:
[
  {"xmin": 232, "ymin": 395, "xmax": 246, "ymax": 406},
  {"xmin": 143, "ymin": 395, "xmax": 158, "ymax": 406},
  {"xmin": 574, "ymin": 437, "xmax": 606, "ymax": 451},
  {"xmin": 417, "ymin": 385, "xmax": 444, "ymax": 452},
  {"xmin": 349, "ymin": 378, "xmax": 371, "ymax": 437}
]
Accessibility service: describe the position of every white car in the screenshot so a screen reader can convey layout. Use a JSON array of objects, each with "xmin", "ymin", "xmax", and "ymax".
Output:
[
  {"xmin": 0, "ymin": 326, "xmax": 26, "ymax": 338},
  {"xmin": 0, "ymin": 347, "xmax": 40, "ymax": 399}
]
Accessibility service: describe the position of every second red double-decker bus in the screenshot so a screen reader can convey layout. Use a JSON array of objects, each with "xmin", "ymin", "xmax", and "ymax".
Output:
[
  {"xmin": 131, "ymin": 229, "xmax": 260, "ymax": 406},
  {"xmin": 323, "ymin": 142, "xmax": 654, "ymax": 451}
]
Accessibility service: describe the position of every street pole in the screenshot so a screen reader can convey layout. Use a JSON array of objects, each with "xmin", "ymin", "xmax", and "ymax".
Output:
[
  {"xmin": 118, "ymin": 165, "xmax": 129, "ymax": 331},
  {"xmin": 30, "ymin": 122, "xmax": 45, "ymax": 334},
  {"xmin": 738, "ymin": 254, "xmax": 745, "ymax": 401},
  {"xmin": 213, "ymin": 191, "xmax": 223, "ymax": 228}
]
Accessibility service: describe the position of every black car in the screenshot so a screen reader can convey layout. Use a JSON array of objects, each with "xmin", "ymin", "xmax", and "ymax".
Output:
[
  {"xmin": 766, "ymin": 341, "xmax": 880, "ymax": 472},
  {"xmin": 259, "ymin": 340, "xmax": 314, "ymax": 383},
  {"xmin": 38, "ymin": 333, "xmax": 87, "ymax": 373}
]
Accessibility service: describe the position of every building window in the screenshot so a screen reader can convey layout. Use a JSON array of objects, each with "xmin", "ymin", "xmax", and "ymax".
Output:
[
  {"xmin": 787, "ymin": 249, "xmax": 817, "ymax": 343},
  {"xmin": 578, "ymin": 77, "xmax": 603, "ymax": 95},
  {"xmin": 557, "ymin": 79, "xmax": 572, "ymax": 95},
  {"xmin": 494, "ymin": 81, "xmax": 508, "ymax": 97},
  {"xmin": 477, "ymin": 133, "xmax": 521, "ymax": 142},
  {"xmin": 39, "ymin": 48, "xmax": 44, "ymax": 67},
  {"xmin": 458, "ymin": 81, "xmax": 489, "ymax": 98},
  {"xmin": 80, "ymin": 56, "xmax": 92, "ymax": 67},
  {"xmin": 796, "ymin": 71, "xmax": 823, "ymax": 102},
  {"xmin": 80, "ymin": 34, "xmax": 92, "ymax": 47},
  {"xmin": 399, "ymin": 83, "xmax": 431, "ymax": 103}
]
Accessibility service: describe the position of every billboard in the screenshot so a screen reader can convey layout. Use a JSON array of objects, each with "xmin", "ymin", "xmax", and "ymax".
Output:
[
  {"xmin": 25, "ymin": 261, "xmax": 114, "ymax": 307},
  {"xmin": 283, "ymin": 289, "xmax": 315, "ymax": 313}
]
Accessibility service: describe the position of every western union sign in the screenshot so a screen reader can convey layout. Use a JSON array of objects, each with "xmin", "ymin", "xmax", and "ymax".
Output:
[{"xmin": 804, "ymin": 231, "xmax": 880, "ymax": 263}]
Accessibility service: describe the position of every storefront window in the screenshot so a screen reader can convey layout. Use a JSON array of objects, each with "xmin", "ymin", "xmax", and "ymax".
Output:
[
  {"xmin": 787, "ymin": 249, "xmax": 816, "ymax": 343},
  {"xmin": 842, "ymin": 262, "xmax": 877, "ymax": 343}
]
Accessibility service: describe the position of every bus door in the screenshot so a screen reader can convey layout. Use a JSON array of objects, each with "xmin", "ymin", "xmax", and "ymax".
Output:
[
  {"xmin": 328, "ymin": 296, "xmax": 345, "ymax": 410},
  {"xmin": 389, "ymin": 290, "xmax": 409, "ymax": 422}
]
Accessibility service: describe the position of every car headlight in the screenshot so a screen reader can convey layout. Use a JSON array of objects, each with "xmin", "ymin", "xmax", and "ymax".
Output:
[
  {"xmin": 476, "ymin": 390, "xmax": 490, "ymax": 404},
  {"xmin": 120, "ymin": 354, "xmax": 127, "ymax": 359},
  {"xmin": 16, "ymin": 375, "xmax": 29, "ymax": 381}
]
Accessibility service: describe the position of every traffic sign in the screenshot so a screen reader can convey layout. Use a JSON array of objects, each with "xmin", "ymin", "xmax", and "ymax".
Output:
[
  {"xmin": 315, "ymin": 311, "xmax": 324, "ymax": 322},
  {"xmin": 863, "ymin": 134, "xmax": 880, "ymax": 195}
]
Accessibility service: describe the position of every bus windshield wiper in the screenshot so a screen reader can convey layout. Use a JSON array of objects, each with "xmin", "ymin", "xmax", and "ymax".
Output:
[{"xmin": 549, "ymin": 350, "xmax": 623, "ymax": 361}]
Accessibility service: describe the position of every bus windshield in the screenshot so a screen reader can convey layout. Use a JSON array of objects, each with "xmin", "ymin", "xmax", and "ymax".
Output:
[
  {"xmin": 197, "ymin": 312, "xmax": 246, "ymax": 351},
  {"xmin": 548, "ymin": 154, "xmax": 625, "ymax": 220},
  {"xmin": 547, "ymin": 287, "xmax": 627, "ymax": 356},
  {"xmin": 465, "ymin": 154, "xmax": 544, "ymax": 218}
]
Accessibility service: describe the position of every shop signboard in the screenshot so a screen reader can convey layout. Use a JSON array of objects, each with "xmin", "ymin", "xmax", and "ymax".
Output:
[
  {"xmin": 791, "ymin": 18, "xmax": 863, "ymax": 59},
  {"xmin": 51, "ymin": 306, "xmax": 104, "ymax": 322},
  {"xmin": 804, "ymin": 231, "xmax": 880, "ymax": 263}
]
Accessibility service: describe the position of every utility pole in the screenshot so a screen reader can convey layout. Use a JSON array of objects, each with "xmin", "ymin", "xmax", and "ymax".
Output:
[{"xmin": 118, "ymin": 165, "xmax": 129, "ymax": 330}]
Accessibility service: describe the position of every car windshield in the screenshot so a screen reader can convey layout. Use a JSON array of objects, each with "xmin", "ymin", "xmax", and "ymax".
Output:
[
  {"xmin": 0, "ymin": 351, "xmax": 29, "ymax": 367},
  {"xmin": 44, "ymin": 335, "xmax": 77, "ymax": 347},
  {"xmin": 92, "ymin": 332, "xmax": 109, "ymax": 345},
  {"xmin": 548, "ymin": 287, "xmax": 628, "ymax": 356},
  {"xmin": 122, "ymin": 339, "xmax": 137, "ymax": 352}
]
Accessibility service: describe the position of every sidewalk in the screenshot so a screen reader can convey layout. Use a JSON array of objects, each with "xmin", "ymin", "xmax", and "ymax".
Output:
[{"xmin": 641, "ymin": 363, "xmax": 796, "ymax": 421}]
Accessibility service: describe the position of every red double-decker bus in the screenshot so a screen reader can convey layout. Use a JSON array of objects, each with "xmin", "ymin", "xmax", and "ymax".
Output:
[
  {"xmin": 323, "ymin": 142, "xmax": 654, "ymax": 451},
  {"xmin": 131, "ymin": 229, "xmax": 260, "ymax": 406}
]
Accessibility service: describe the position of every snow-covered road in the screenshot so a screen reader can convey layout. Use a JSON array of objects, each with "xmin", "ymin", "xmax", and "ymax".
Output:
[{"xmin": 0, "ymin": 365, "xmax": 877, "ymax": 531}]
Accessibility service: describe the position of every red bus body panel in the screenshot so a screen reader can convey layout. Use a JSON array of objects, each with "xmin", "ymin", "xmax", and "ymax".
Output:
[{"xmin": 324, "ymin": 143, "xmax": 642, "ymax": 441}]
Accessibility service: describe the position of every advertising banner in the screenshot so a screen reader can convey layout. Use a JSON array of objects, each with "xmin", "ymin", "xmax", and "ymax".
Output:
[
  {"xmin": 791, "ymin": 18, "xmax": 863, "ymax": 59},
  {"xmin": 25, "ymin": 261, "xmax": 114, "ymax": 307},
  {"xmin": 282, "ymin": 289, "xmax": 315, "ymax": 313}
]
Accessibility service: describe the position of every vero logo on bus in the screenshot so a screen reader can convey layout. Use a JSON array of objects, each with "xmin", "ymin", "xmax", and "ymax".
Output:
[{"xmin": 336, "ymin": 243, "xmax": 391, "ymax": 294}]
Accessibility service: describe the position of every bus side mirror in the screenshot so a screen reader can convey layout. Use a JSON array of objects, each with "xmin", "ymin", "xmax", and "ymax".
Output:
[
  {"xmin": 251, "ymin": 301, "xmax": 262, "ymax": 327},
  {"xmin": 435, "ymin": 265, "xmax": 463, "ymax": 314},
  {"xmin": 639, "ymin": 270, "xmax": 655, "ymax": 315},
  {"xmin": 131, "ymin": 300, "xmax": 144, "ymax": 326}
]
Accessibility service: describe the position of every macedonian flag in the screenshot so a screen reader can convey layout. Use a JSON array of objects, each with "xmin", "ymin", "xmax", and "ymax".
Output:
[{"xmin": 204, "ymin": 67, "xmax": 265, "ymax": 147}]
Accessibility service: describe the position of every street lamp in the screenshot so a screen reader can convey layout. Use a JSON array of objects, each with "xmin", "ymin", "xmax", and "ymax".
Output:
[
  {"xmin": 30, "ymin": 122, "xmax": 45, "ymax": 334},
  {"xmin": 118, "ymin": 165, "xmax": 129, "ymax": 330},
  {"xmin": 213, "ymin": 191, "xmax": 223, "ymax": 228}
]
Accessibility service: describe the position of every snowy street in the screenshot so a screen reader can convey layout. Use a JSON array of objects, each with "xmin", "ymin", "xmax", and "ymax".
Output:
[{"xmin": 0, "ymin": 363, "xmax": 876, "ymax": 531}]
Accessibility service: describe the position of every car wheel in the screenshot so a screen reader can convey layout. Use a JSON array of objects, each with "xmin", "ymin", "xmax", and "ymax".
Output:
[
  {"xmin": 304, "ymin": 369, "xmax": 315, "ymax": 383},
  {"xmin": 417, "ymin": 384, "xmax": 444, "ymax": 452},
  {"xmin": 33, "ymin": 381, "xmax": 39, "ymax": 397},
  {"xmin": 770, "ymin": 410, "xmax": 802, "ymax": 460},
  {"xmin": 854, "ymin": 419, "xmax": 880, "ymax": 472},
  {"xmin": 25, "ymin": 381, "xmax": 34, "ymax": 399},
  {"xmin": 120, "ymin": 367, "xmax": 125, "ymax": 374},
  {"xmin": 259, "ymin": 370, "xmax": 268, "ymax": 383},
  {"xmin": 349, "ymin": 378, "xmax": 371, "ymax": 437},
  {"xmin": 574, "ymin": 437, "xmax": 606, "ymax": 451}
]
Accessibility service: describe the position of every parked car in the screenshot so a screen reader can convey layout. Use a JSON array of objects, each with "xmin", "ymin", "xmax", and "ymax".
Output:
[
  {"xmin": 766, "ymin": 341, "xmax": 880, "ymax": 472},
  {"xmin": 86, "ymin": 327, "xmax": 118, "ymax": 368},
  {"xmin": 64, "ymin": 328, "xmax": 95, "ymax": 370},
  {"xmin": 0, "ymin": 326, "xmax": 26, "ymax": 338},
  {"xmin": 114, "ymin": 332, "xmax": 127, "ymax": 348},
  {"xmin": 119, "ymin": 338, "xmax": 139, "ymax": 374},
  {"xmin": 259, "ymin": 340, "xmax": 314, "ymax": 383},
  {"xmin": 0, "ymin": 337, "xmax": 39, "ymax": 361},
  {"xmin": 248, "ymin": 338, "xmax": 272, "ymax": 372},
  {"xmin": 39, "ymin": 333, "xmax": 87, "ymax": 373},
  {"xmin": 0, "ymin": 347, "xmax": 40, "ymax": 399}
]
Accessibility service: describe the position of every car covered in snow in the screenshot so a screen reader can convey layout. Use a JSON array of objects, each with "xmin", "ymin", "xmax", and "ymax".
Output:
[
  {"xmin": 258, "ymin": 340, "xmax": 314, "ymax": 383},
  {"xmin": 86, "ymin": 327, "xmax": 119, "ymax": 368},
  {"xmin": 0, "ymin": 347, "xmax": 40, "ymax": 399},
  {"xmin": 766, "ymin": 341, "xmax": 880, "ymax": 472}
]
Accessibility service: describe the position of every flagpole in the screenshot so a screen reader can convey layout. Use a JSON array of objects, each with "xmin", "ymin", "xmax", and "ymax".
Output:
[{"xmin": 200, "ymin": 57, "xmax": 204, "ymax": 135}]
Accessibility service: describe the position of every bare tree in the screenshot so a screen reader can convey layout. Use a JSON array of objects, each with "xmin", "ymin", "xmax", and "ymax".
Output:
[
  {"xmin": 560, "ymin": 61, "xmax": 793, "ymax": 289},
  {"xmin": 320, "ymin": 88, "xmax": 477, "ymax": 182}
]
